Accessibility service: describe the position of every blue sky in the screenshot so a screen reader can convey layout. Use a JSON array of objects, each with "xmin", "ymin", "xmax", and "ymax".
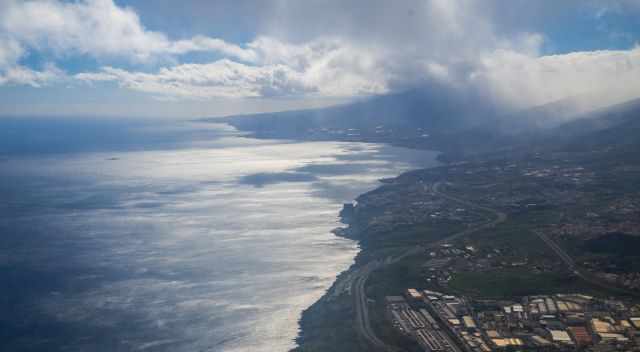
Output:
[{"xmin": 0, "ymin": 0, "xmax": 639, "ymax": 118}]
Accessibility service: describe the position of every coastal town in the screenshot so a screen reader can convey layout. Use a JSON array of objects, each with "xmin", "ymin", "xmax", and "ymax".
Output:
[
  {"xmin": 379, "ymin": 181, "xmax": 640, "ymax": 352},
  {"xmin": 299, "ymin": 147, "xmax": 640, "ymax": 352},
  {"xmin": 387, "ymin": 288, "xmax": 640, "ymax": 351}
]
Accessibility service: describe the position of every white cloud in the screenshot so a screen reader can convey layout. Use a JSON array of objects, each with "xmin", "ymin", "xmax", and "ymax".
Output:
[
  {"xmin": 75, "ymin": 38, "xmax": 391, "ymax": 99},
  {"xmin": 2, "ymin": 0, "xmax": 640, "ymax": 110},
  {"xmin": 0, "ymin": 0, "xmax": 256, "ymax": 63},
  {"xmin": 0, "ymin": 36, "xmax": 23, "ymax": 69},
  {"xmin": 472, "ymin": 46, "xmax": 640, "ymax": 109},
  {"xmin": 76, "ymin": 61, "xmax": 308, "ymax": 99},
  {"xmin": 0, "ymin": 0, "xmax": 258, "ymax": 87},
  {"xmin": 0, "ymin": 35, "xmax": 62, "ymax": 87},
  {"xmin": 0, "ymin": 63, "xmax": 63, "ymax": 87},
  {"xmin": 2, "ymin": 0, "xmax": 167, "ymax": 62},
  {"xmin": 169, "ymin": 36, "xmax": 257, "ymax": 63}
]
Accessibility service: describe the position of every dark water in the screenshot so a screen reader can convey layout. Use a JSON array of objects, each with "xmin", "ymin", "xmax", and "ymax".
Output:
[{"xmin": 0, "ymin": 118, "xmax": 439, "ymax": 351}]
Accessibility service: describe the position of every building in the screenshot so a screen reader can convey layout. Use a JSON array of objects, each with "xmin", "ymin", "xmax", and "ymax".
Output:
[
  {"xmin": 548, "ymin": 329, "xmax": 573, "ymax": 345},
  {"xmin": 591, "ymin": 317, "xmax": 615, "ymax": 339},
  {"xmin": 406, "ymin": 288, "xmax": 423, "ymax": 301},
  {"xmin": 598, "ymin": 333, "xmax": 629, "ymax": 343},
  {"xmin": 386, "ymin": 296, "xmax": 406, "ymax": 304},
  {"xmin": 491, "ymin": 338, "xmax": 523, "ymax": 348},
  {"xmin": 530, "ymin": 335, "xmax": 552, "ymax": 347},
  {"xmin": 568, "ymin": 326, "xmax": 593, "ymax": 346},
  {"xmin": 462, "ymin": 315, "xmax": 477, "ymax": 329}
]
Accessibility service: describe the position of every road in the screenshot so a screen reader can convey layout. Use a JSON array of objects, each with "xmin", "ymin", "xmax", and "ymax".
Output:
[
  {"xmin": 430, "ymin": 182, "xmax": 507, "ymax": 247},
  {"xmin": 350, "ymin": 182, "xmax": 507, "ymax": 351},
  {"xmin": 352, "ymin": 260, "xmax": 396, "ymax": 351},
  {"xmin": 534, "ymin": 231, "xmax": 577, "ymax": 270},
  {"xmin": 433, "ymin": 184, "xmax": 637, "ymax": 297},
  {"xmin": 534, "ymin": 230, "xmax": 640, "ymax": 297},
  {"xmin": 350, "ymin": 180, "xmax": 638, "ymax": 351}
]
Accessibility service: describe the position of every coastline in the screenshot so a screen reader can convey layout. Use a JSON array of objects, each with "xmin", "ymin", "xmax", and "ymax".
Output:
[
  {"xmin": 206, "ymin": 119, "xmax": 640, "ymax": 351},
  {"xmin": 290, "ymin": 200, "xmax": 367, "ymax": 352},
  {"xmin": 289, "ymin": 157, "xmax": 440, "ymax": 351},
  {"xmin": 289, "ymin": 167, "xmax": 434, "ymax": 351},
  {"xmin": 203, "ymin": 121, "xmax": 443, "ymax": 351},
  {"xmin": 1, "ymin": 119, "xmax": 442, "ymax": 352}
]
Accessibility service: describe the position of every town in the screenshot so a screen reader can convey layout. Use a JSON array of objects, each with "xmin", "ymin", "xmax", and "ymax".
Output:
[
  {"xmin": 294, "ymin": 132, "xmax": 640, "ymax": 352},
  {"xmin": 387, "ymin": 287, "xmax": 640, "ymax": 351},
  {"xmin": 341, "ymin": 150, "xmax": 640, "ymax": 352}
]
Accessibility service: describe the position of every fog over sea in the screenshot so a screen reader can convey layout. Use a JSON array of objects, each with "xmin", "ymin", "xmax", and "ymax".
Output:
[{"xmin": 0, "ymin": 118, "xmax": 439, "ymax": 352}]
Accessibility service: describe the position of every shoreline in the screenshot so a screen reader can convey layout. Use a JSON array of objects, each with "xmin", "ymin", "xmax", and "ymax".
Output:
[
  {"xmin": 203, "ymin": 122, "xmax": 443, "ymax": 351},
  {"xmin": 290, "ymin": 156, "xmax": 441, "ymax": 352},
  {"xmin": 290, "ymin": 206, "xmax": 364, "ymax": 351}
]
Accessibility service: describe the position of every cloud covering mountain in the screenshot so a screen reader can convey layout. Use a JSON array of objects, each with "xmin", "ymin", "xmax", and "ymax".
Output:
[{"xmin": 0, "ymin": 0, "xmax": 639, "ymax": 117}]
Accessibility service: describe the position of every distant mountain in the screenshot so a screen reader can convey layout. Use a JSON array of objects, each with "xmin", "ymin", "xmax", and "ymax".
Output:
[
  {"xmin": 211, "ymin": 83, "xmax": 502, "ymax": 136},
  {"xmin": 204, "ymin": 86, "xmax": 639, "ymax": 159},
  {"xmin": 491, "ymin": 97, "xmax": 588, "ymax": 135},
  {"xmin": 553, "ymin": 97, "xmax": 640, "ymax": 139},
  {"xmin": 204, "ymin": 84, "xmax": 510, "ymax": 158},
  {"xmin": 491, "ymin": 91, "xmax": 640, "ymax": 135},
  {"xmin": 557, "ymin": 97, "xmax": 640, "ymax": 152},
  {"xmin": 481, "ymin": 97, "xmax": 640, "ymax": 163}
]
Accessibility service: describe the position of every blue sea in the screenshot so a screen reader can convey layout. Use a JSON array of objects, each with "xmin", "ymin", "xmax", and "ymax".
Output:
[{"xmin": 0, "ymin": 117, "xmax": 439, "ymax": 351}]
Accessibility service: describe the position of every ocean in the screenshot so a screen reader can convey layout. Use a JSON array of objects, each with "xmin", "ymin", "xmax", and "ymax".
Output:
[{"xmin": 0, "ymin": 118, "xmax": 439, "ymax": 351}]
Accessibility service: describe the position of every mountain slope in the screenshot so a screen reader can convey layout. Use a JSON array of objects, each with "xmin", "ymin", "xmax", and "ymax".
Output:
[
  {"xmin": 205, "ymin": 86, "xmax": 640, "ymax": 159},
  {"xmin": 205, "ymin": 85, "xmax": 510, "ymax": 157}
]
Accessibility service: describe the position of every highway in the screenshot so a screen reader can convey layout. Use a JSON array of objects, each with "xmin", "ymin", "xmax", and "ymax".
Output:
[
  {"xmin": 534, "ymin": 231, "xmax": 577, "ymax": 270},
  {"xmin": 430, "ymin": 182, "xmax": 507, "ymax": 247},
  {"xmin": 534, "ymin": 230, "xmax": 640, "ymax": 298},
  {"xmin": 349, "ymin": 180, "xmax": 638, "ymax": 352},
  {"xmin": 350, "ymin": 182, "xmax": 507, "ymax": 351},
  {"xmin": 352, "ymin": 260, "xmax": 397, "ymax": 351},
  {"xmin": 433, "ymin": 183, "xmax": 637, "ymax": 297}
]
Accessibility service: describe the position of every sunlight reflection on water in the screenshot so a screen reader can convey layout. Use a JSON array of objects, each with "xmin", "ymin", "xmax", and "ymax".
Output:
[{"xmin": 0, "ymin": 121, "xmax": 439, "ymax": 351}]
